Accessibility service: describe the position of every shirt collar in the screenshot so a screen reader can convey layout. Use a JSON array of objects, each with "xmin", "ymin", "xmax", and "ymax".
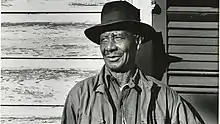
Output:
[{"xmin": 93, "ymin": 65, "xmax": 154, "ymax": 93}]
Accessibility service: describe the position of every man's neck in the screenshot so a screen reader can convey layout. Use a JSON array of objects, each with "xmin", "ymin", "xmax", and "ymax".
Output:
[{"xmin": 108, "ymin": 67, "xmax": 136, "ymax": 87}]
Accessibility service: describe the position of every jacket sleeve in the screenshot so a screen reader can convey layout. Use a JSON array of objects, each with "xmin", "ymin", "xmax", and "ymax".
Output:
[
  {"xmin": 171, "ymin": 94, "xmax": 205, "ymax": 124},
  {"xmin": 61, "ymin": 93, "xmax": 78, "ymax": 124}
]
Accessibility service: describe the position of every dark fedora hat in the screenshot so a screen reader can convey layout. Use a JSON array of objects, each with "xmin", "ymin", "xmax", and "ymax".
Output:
[{"xmin": 84, "ymin": 1, "xmax": 156, "ymax": 45}]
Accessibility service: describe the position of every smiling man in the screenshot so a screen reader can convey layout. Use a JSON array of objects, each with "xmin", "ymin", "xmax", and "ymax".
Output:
[{"xmin": 61, "ymin": 1, "xmax": 204, "ymax": 124}]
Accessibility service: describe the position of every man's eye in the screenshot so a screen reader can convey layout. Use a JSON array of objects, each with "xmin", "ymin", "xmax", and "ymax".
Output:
[
  {"xmin": 115, "ymin": 36, "xmax": 125, "ymax": 40},
  {"xmin": 100, "ymin": 38, "xmax": 108, "ymax": 43}
]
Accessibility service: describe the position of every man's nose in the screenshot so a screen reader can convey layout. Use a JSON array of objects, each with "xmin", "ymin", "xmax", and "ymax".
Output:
[{"xmin": 106, "ymin": 40, "xmax": 117, "ymax": 51}]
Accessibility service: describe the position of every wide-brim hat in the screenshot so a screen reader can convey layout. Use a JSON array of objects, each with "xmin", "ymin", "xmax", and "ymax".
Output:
[{"xmin": 84, "ymin": 1, "xmax": 156, "ymax": 45}]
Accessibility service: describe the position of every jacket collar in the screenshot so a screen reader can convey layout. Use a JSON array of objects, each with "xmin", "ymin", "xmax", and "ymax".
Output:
[{"xmin": 93, "ymin": 65, "xmax": 154, "ymax": 93}]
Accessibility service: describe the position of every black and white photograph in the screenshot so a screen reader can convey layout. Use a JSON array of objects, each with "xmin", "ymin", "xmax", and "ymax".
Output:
[{"xmin": 1, "ymin": 0, "xmax": 219, "ymax": 124}]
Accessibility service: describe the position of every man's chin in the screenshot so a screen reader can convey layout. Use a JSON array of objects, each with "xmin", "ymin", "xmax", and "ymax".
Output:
[
  {"xmin": 105, "ymin": 64, "xmax": 122, "ymax": 71},
  {"xmin": 105, "ymin": 64, "xmax": 129, "ymax": 73}
]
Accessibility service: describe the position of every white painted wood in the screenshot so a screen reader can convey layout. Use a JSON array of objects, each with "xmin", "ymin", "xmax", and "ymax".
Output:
[
  {"xmin": 127, "ymin": 0, "xmax": 153, "ymax": 25},
  {"xmin": 2, "ymin": 14, "xmax": 100, "ymax": 23},
  {"xmin": 2, "ymin": 0, "xmax": 104, "ymax": 12},
  {"xmin": 1, "ymin": 106, "xmax": 63, "ymax": 118},
  {"xmin": 2, "ymin": 59, "xmax": 104, "ymax": 69},
  {"xmin": 2, "ymin": 23, "xmax": 101, "ymax": 58}
]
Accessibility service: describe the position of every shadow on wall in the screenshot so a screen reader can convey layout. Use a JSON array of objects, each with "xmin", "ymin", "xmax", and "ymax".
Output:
[
  {"xmin": 135, "ymin": 32, "xmax": 218, "ymax": 124},
  {"xmin": 182, "ymin": 94, "xmax": 218, "ymax": 124},
  {"xmin": 136, "ymin": 32, "xmax": 182, "ymax": 81}
]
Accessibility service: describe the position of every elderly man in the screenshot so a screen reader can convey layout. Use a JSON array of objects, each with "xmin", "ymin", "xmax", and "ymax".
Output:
[{"xmin": 61, "ymin": 1, "xmax": 204, "ymax": 124}]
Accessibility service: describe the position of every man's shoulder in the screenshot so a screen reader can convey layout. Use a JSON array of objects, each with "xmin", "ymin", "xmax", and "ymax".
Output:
[
  {"xmin": 144, "ymin": 75, "xmax": 179, "ymax": 98},
  {"xmin": 68, "ymin": 75, "xmax": 98, "ymax": 95},
  {"xmin": 143, "ymin": 75, "xmax": 181, "ymax": 107}
]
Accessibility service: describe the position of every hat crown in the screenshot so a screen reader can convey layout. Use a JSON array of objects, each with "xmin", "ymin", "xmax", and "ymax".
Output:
[{"xmin": 101, "ymin": 1, "xmax": 140, "ymax": 24}]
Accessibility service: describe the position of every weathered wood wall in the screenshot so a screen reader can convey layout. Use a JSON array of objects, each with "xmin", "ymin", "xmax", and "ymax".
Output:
[
  {"xmin": 165, "ymin": 0, "xmax": 218, "ymax": 124},
  {"xmin": 2, "ymin": 0, "xmax": 105, "ymax": 123},
  {"xmin": 1, "ymin": 0, "xmax": 219, "ymax": 124}
]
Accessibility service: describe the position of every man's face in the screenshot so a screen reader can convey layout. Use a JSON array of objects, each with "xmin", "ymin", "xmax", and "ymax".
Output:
[{"xmin": 100, "ymin": 30, "xmax": 138, "ymax": 72}]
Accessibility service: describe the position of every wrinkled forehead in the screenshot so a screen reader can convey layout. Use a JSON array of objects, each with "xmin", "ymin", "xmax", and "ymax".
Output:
[{"xmin": 100, "ymin": 30, "xmax": 134, "ymax": 37}]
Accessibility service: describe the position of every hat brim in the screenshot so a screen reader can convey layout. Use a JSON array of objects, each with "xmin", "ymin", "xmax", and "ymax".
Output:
[{"xmin": 84, "ymin": 20, "xmax": 156, "ymax": 45}]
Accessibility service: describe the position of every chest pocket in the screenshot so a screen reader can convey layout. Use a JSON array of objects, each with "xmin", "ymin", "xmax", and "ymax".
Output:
[{"xmin": 79, "ymin": 115, "xmax": 105, "ymax": 124}]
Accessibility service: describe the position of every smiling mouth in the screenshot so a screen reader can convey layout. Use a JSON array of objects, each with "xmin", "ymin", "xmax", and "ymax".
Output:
[{"xmin": 106, "ymin": 55, "xmax": 121, "ymax": 62}]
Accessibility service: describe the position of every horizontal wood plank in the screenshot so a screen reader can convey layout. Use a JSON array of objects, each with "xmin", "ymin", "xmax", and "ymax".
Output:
[
  {"xmin": 167, "ymin": 0, "xmax": 218, "ymax": 7},
  {"xmin": 168, "ymin": 29, "xmax": 218, "ymax": 37},
  {"xmin": 168, "ymin": 71, "xmax": 218, "ymax": 76},
  {"xmin": 167, "ymin": 7, "xmax": 218, "ymax": 12},
  {"xmin": 169, "ymin": 76, "xmax": 218, "ymax": 87},
  {"xmin": 1, "ymin": 118, "xmax": 61, "ymax": 124},
  {"xmin": 167, "ymin": 12, "xmax": 218, "ymax": 22},
  {"xmin": 168, "ymin": 45, "xmax": 218, "ymax": 54},
  {"xmin": 1, "ymin": 59, "xmax": 103, "ymax": 105},
  {"xmin": 1, "ymin": 106, "xmax": 63, "ymax": 118},
  {"xmin": 168, "ymin": 22, "xmax": 218, "ymax": 29},
  {"xmin": 1, "ymin": 95, "xmax": 218, "ymax": 124},
  {"xmin": 1, "ymin": 14, "xmax": 100, "ymax": 23},
  {"xmin": 2, "ymin": 59, "xmax": 104, "ymax": 69},
  {"xmin": 168, "ymin": 37, "xmax": 218, "ymax": 45},
  {"xmin": 1, "ymin": 0, "xmax": 110, "ymax": 12},
  {"xmin": 169, "ymin": 62, "xmax": 218, "ymax": 71},
  {"xmin": 2, "ymin": 21, "xmax": 102, "ymax": 58},
  {"xmin": 169, "ymin": 54, "xmax": 218, "ymax": 62},
  {"xmin": 171, "ymin": 87, "xmax": 218, "ymax": 94}
]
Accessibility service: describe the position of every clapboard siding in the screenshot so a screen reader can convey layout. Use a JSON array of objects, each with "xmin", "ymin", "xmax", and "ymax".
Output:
[
  {"xmin": 169, "ymin": 76, "xmax": 218, "ymax": 87},
  {"xmin": 167, "ymin": 0, "xmax": 218, "ymax": 7},
  {"xmin": 168, "ymin": 71, "xmax": 218, "ymax": 76},
  {"xmin": 1, "ymin": 106, "xmax": 63, "ymax": 117},
  {"xmin": 168, "ymin": 45, "xmax": 218, "ymax": 54},
  {"xmin": 167, "ymin": 7, "xmax": 218, "ymax": 12},
  {"xmin": 166, "ymin": 0, "xmax": 218, "ymax": 96},
  {"xmin": 1, "ymin": 118, "xmax": 61, "ymax": 124},
  {"xmin": 1, "ymin": 0, "xmax": 218, "ymax": 124},
  {"xmin": 1, "ymin": 59, "xmax": 104, "ymax": 69},
  {"xmin": 168, "ymin": 29, "xmax": 218, "ymax": 37},
  {"xmin": 165, "ymin": 3, "xmax": 219, "ymax": 123},
  {"xmin": 1, "ymin": 14, "xmax": 100, "ymax": 23},
  {"xmin": 168, "ymin": 37, "xmax": 218, "ymax": 45},
  {"xmin": 1, "ymin": 94, "xmax": 218, "ymax": 124},
  {"xmin": 169, "ymin": 54, "xmax": 218, "ymax": 62},
  {"xmin": 1, "ymin": 21, "xmax": 102, "ymax": 58},
  {"xmin": 1, "ymin": 1, "xmax": 110, "ymax": 123},
  {"xmin": 167, "ymin": 12, "xmax": 218, "ymax": 22},
  {"xmin": 1, "ymin": 0, "xmax": 107, "ymax": 12},
  {"xmin": 1, "ymin": 106, "xmax": 62, "ymax": 124},
  {"xmin": 168, "ymin": 22, "xmax": 218, "ymax": 29},
  {"xmin": 1, "ymin": 59, "xmax": 103, "ymax": 105},
  {"xmin": 169, "ymin": 62, "xmax": 218, "ymax": 71},
  {"xmin": 171, "ymin": 87, "xmax": 218, "ymax": 94}
]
